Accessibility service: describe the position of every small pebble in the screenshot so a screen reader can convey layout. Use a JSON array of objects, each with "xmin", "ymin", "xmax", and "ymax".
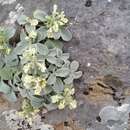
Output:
[
  {"xmin": 87, "ymin": 63, "xmax": 91, "ymax": 67},
  {"xmin": 108, "ymin": 0, "xmax": 111, "ymax": 2}
]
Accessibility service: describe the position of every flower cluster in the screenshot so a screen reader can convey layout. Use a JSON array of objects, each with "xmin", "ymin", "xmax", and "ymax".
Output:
[
  {"xmin": 22, "ymin": 75, "xmax": 46, "ymax": 95},
  {"xmin": 18, "ymin": 99, "xmax": 39, "ymax": 124},
  {"xmin": 51, "ymin": 87, "xmax": 77, "ymax": 109},
  {"xmin": 45, "ymin": 5, "xmax": 68, "ymax": 38}
]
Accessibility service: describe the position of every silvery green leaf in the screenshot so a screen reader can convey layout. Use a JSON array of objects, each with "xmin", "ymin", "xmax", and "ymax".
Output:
[
  {"xmin": 99, "ymin": 106, "xmax": 120, "ymax": 123},
  {"xmin": 47, "ymin": 74, "xmax": 56, "ymax": 85},
  {"xmin": 55, "ymin": 68, "xmax": 69, "ymax": 77},
  {"xmin": 70, "ymin": 60, "xmax": 79, "ymax": 72},
  {"xmin": 73, "ymin": 71, "xmax": 82, "ymax": 79},
  {"xmin": 0, "ymin": 81, "xmax": 17, "ymax": 102},
  {"xmin": 64, "ymin": 76, "xmax": 73, "ymax": 84},
  {"xmin": 53, "ymin": 78, "xmax": 64, "ymax": 92},
  {"xmin": 63, "ymin": 60, "xmax": 71, "ymax": 68},
  {"xmin": 17, "ymin": 14, "xmax": 28, "ymax": 25},
  {"xmin": 48, "ymin": 65, "xmax": 56, "ymax": 72},
  {"xmin": 43, "ymin": 86, "xmax": 53, "ymax": 95},
  {"xmin": 48, "ymin": 49, "xmax": 57, "ymax": 57},
  {"xmin": 45, "ymin": 40, "xmax": 63, "ymax": 49},
  {"xmin": 55, "ymin": 58, "xmax": 63, "ymax": 67},
  {"xmin": 33, "ymin": 9, "xmax": 47, "ymax": 21},
  {"xmin": 60, "ymin": 53, "xmax": 70, "ymax": 61},
  {"xmin": 53, "ymin": 31, "xmax": 61, "ymax": 40},
  {"xmin": 47, "ymin": 56, "xmax": 57, "ymax": 64},
  {"xmin": 56, "ymin": 48, "xmax": 62, "ymax": 56},
  {"xmin": 30, "ymin": 95, "xmax": 44, "ymax": 108},
  {"xmin": 0, "ymin": 67, "xmax": 15, "ymax": 80},
  {"xmin": 0, "ymin": 81, "xmax": 11, "ymax": 94},
  {"xmin": 35, "ymin": 43, "xmax": 49, "ymax": 55},
  {"xmin": 5, "ymin": 26, "xmax": 16, "ymax": 39},
  {"xmin": 25, "ymin": 24, "xmax": 35, "ymax": 33},
  {"xmin": 5, "ymin": 57, "xmax": 18, "ymax": 67},
  {"xmin": 20, "ymin": 30, "xmax": 27, "ymax": 41},
  {"xmin": 37, "ymin": 27, "xmax": 47, "ymax": 42},
  {"xmin": 60, "ymin": 29, "xmax": 72, "ymax": 41},
  {"xmin": 12, "ymin": 41, "xmax": 29, "ymax": 56},
  {"xmin": 6, "ymin": 89, "xmax": 17, "ymax": 102},
  {"xmin": 44, "ymin": 103, "xmax": 57, "ymax": 112}
]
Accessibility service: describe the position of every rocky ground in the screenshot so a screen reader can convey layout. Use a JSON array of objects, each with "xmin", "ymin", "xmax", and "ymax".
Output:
[{"xmin": 0, "ymin": 0, "xmax": 130, "ymax": 130}]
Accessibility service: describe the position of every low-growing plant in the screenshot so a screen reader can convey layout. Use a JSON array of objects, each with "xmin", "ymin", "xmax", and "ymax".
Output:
[
  {"xmin": 99, "ymin": 104, "xmax": 130, "ymax": 130},
  {"xmin": 3, "ymin": 109, "xmax": 54, "ymax": 130},
  {"xmin": 0, "ymin": 4, "xmax": 82, "ymax": 121}
]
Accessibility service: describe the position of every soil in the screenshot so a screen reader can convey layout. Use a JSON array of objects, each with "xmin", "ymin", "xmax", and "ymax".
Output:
[{"xmin": 0, "ymin": 0, "xmax": 130, "ymax": 130}]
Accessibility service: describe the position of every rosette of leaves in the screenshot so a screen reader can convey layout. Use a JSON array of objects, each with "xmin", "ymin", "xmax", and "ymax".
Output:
[
  {"xmin": 17, "ymin": 4, "xmax": 72, "ymax": 42},
  {"xmin": 99, "ymin": 104, "xmax": 130, "ymax": 130}
]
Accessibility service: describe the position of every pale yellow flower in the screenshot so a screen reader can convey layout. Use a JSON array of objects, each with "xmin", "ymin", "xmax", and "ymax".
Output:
[
  {"xmin": 29, "ymin": 31, "xmax": 37, "ymax": 39},
  {"xmin": 29, "ymin": 19, "xmax": 38, "ymax": 26},
  {"xmin": 37, "ymin": 62, "xmax": 46, "ymax": 72},
  {"xmin": 23, "ymin": 63, "xmax": 31, "ymax": 73},
  {"xmin": 69, "ymin": 99, "xmax": 77, "ymax": 109},
  {"xmin": 58, "ymin": 100, "xmax": 65, "ymax": 109}
]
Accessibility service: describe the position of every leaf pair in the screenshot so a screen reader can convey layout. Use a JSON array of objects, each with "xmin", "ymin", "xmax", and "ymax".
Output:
[{"xmin": 64, "ymin": 61, "xmax": 82, "ymax": 84}]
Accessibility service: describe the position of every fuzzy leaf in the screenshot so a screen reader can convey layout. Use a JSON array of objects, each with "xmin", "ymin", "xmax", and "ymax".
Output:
[
  {"xmin": 70, "ymin": 60, "xmax": 79, "ymax": 72},
  {"xmin": 37, "ymin": 27, "xmax": 47, "ymax": 42},
  {"xmin": 0, "ymin": 81, "xmax": 11, "ymax": 94},
  {"xmin": 20, "ymin": 30, "xmax": 27, "ymax": 41},
  {"xmin": 73, "ymin": 71, "xmax": 82, "ymax": 79},
  {"xmin": 35, "ymin": 43, "xmax": 49, "ymax": 55},
  {"xmin": 30, "ymin": 95, "xmax": 44, "ymax": 108},
  {"xmin": 43, "ymin": 86, "xmax": 53, "ymax": 95},
  {"xmin": 25, "ymin": 24, "xmax": 35, "ymax": 33},
  {"xmin": 45, "ymin": 40, "xmax": 63, "ymax": 49},
  {"xmin": 47, "ymin": 74, "xmax": 56, "ymax": 85},
  {"xmin": 5, "ymin": 26, "xmax": 16, "ymax": 39},
  {"xmin": 60, "ymin": 29, "xmax": 72, "ymax": 41},
  {"xmin": 64, "ymin": 76, "xmax": 73, "ymax": 84},
  {"xmin": 53, "ymin": 78, "xmax": 64, "ymax": 92},
  {"xmin": 55, "ymin": 68, "xmax": 69, "ymax": 77},
  {"xmin": 60, "ymin": 53, "xmax": 70, "ymax": 61},
  {"xmin": 11, "ymin": 41, "xmax": 29, "ymax": 56},
  {"xmin": 53, "ymin": 31, "xmax": 61, "ymax": 40},
  {"xmin": 0, "ymin": 81, "xmax": 17, "ymax": 102},
  {"xmin": 6, "ymin": 89, "xmax": 17, "ymax": 102},
  {"xmin": 33, "ymin": 9, "xmax": 47, "ymax": 21},
  {"xmin": 0, "ymin": 67, "xmax": 15, "ymax": 80},
  {"xmin": 17, "ymin": 14, "xmax": 28, "ymax": 25},
  {"xmin": 47, "ymin": 56, "xmax": 57, "ymax": 64}
]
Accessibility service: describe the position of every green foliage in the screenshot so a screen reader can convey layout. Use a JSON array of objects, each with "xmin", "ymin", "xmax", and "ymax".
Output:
[
  {"xmin": 0, "ymin": 4, "xmax": 82, "ymax": 121},
  {"xmin": 17, "ymin": 4, "xmax": 72, "ymax": 41},
  {"xmin": 0, "ymin": 81, "xmax": 17, "ymax": 102},
  {"xmin": 0, "ymin": 26, "xmax": 15, "ymax": 55}
]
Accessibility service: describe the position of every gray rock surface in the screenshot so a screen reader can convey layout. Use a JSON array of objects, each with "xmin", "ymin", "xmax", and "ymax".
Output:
[{"xmin": 0, "ymin": 0, "xmax": 130, "ymax": 130}]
